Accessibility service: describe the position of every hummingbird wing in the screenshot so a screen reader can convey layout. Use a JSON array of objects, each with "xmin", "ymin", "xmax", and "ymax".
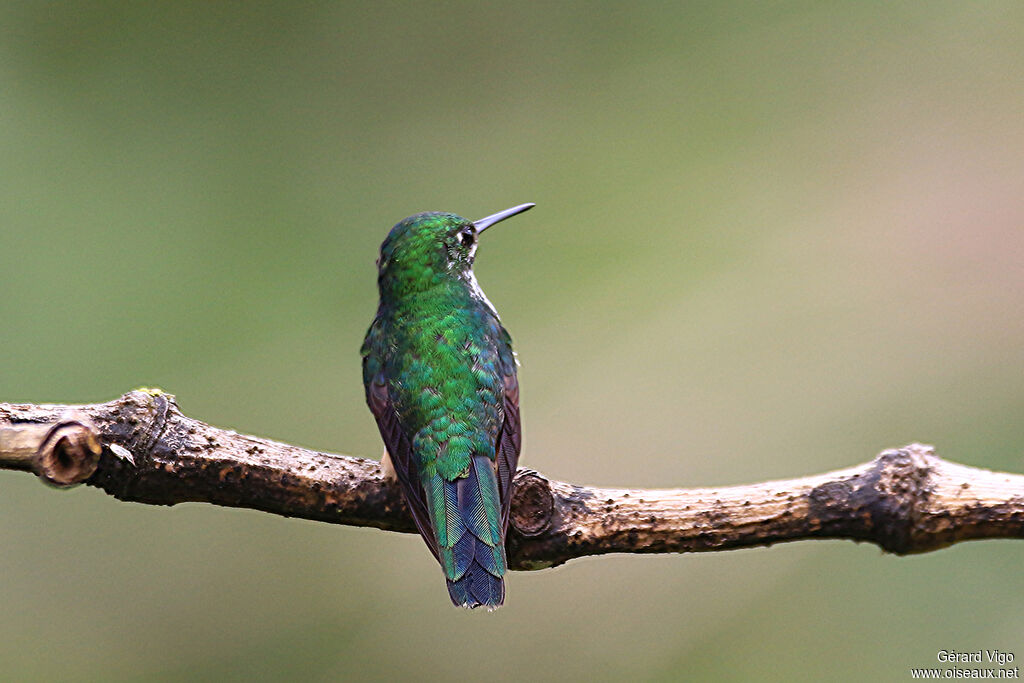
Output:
[
  {"xmin": 492, "ymin": 323, "xmax": 522, "ymax": 531},
  {"xmin": 365, "ymin": 377, "xmax": 441, "ymax": 558},
  {"xmin": 362, "ymin": 319, "xmax": 441, "ymax": 562}
]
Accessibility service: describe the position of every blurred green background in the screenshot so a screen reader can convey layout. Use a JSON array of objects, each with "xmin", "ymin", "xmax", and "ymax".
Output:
[{"xmin": 2, "ymin": 2, "xmax": 1023, "ymax": 680}]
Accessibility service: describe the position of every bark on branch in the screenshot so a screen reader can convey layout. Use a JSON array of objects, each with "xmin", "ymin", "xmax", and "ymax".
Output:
[{"xmin": 2, "ymin": 391, "xmax": 1023, "ymax": 569}]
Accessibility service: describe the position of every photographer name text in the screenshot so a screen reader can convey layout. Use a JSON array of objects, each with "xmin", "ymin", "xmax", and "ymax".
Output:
[{"xmin": 939, "ymin": 651, "xmax": 1015, "ymax": 666}]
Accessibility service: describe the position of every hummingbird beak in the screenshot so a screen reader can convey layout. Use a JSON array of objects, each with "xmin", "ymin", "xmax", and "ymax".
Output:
[{"xmin": 473, "ymin": 203, "xmax": 535, "ymax": 233}]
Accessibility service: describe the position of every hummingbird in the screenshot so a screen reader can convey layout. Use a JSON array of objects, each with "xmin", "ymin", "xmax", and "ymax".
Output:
[{"xmin": 361, "ymin": 203, "xmax": 533, "ymax": 609}]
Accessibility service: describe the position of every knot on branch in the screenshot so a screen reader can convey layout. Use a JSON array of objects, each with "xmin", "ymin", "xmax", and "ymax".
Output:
[
  {"xmin": 809, "ymin": 443, "xmax": 935, "ymax": 553},
  {"xmin": 0, "ymin": 413, "xmax": 102, "ymax": 487},
  {"xmin": 37, "ymin": 416, "xmax": 103, "ymax": 487},
  {"xmin": 511, "ymin": 470, "xmax": 554, "ymax": 536}
]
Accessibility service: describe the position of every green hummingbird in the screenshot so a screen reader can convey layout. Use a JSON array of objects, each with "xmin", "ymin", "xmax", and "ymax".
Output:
[{"xmin": 361, "ymin": 203, "xmax": 533, "ymax": 609}]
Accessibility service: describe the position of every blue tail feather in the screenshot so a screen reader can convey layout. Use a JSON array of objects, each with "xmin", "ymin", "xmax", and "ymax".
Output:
[
  {"xmin": 450, "ymin": 528, "xmax": 476, "ymax": 579},
  {"xmin": 447, "ymin": 561, "xmax": 504, "ymax": 609},
  {"xmin": 430, "ymin": 456, "xmax": 507, "ymax": 609}
]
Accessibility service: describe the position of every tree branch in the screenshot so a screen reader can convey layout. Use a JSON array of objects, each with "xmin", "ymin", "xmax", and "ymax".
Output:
[{"xmin": 2, "ymin": 391, "xmax": 1022, "ymax": 569}]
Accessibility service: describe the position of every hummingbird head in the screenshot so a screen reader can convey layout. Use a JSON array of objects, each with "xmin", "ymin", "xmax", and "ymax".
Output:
[{"xmin": 376, "ymin": 203, "xmax": 534, "ymax": 295}]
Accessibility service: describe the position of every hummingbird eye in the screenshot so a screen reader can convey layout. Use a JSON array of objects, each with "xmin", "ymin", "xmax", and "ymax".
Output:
[{"xmin": 459, "ymin": 228, "xmax": 475, "ymax": 247}]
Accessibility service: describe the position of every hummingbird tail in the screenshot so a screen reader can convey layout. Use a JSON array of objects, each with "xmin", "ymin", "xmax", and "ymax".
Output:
[
  {"xmin": 446, "ymin": 560, "xmax": 505, "ymax": 610},
  {"xmin": 423, "ymin": 454, "xmax": 508, "ymax": 609}
]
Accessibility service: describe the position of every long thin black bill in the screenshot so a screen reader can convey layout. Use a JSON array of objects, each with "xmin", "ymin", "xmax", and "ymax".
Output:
[{"xmin": 473, "ymin": 203, "xmax": 535, "ymax": 233}]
